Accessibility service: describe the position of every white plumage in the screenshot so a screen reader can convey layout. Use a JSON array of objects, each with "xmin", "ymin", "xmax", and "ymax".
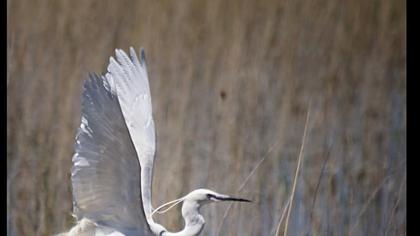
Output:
[{"xmin": 60, "ymin": 48, "xmax": 250, "ymax": 236}]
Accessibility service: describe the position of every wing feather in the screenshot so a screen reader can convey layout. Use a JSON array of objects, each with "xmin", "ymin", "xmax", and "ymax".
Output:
[
  {"xmin": 71, "ymin": 73, "xmax": 152, "ymax": 235},
  {"xmin": 106, "ymin": 48, "xmax": 156, "ymax": 220}
]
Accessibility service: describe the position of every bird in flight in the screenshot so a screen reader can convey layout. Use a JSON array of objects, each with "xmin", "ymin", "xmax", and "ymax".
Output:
[{"xmin": 59, "ymin": 47, "xmax": 251, "ymax": 236}]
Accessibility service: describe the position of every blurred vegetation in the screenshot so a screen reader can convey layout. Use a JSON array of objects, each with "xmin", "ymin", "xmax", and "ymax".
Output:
[{"xmin": 7, "ymin": 0, "xmax": 405, "ymax": 235}]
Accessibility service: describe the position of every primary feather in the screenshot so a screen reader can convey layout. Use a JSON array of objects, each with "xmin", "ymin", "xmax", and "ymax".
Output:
[{"xmin": 106, "ymin": 48, "xmax": 156, "ymax": 221}]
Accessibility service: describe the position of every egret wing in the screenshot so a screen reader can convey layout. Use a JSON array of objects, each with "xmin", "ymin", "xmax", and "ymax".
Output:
[
  {"xmin": 71, "ymin": 74, "xmax": 152, "ymax": 236},
  {"xmin": 105, "ymin": 48, "xmax": 156, "ymax": 219}
]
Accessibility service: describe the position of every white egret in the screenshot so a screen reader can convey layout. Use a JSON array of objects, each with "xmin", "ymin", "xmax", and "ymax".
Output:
[{"xmin": 60, "ymin": 48, "xmax": 251, "ymax": 236}]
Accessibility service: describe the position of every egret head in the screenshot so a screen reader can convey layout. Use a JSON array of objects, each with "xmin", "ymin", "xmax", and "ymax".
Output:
[
  {"xmin": 151, "ymin": 188, "xmax": 251, "ymax": 218},
  {"xmin": 184, "ymin": 188, "xmax": 251, "ymax": 204}
]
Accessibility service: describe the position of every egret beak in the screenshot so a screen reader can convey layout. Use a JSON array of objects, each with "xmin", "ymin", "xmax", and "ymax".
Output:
[{"xmin": 214, "ymin": 194, "xmax": 252, "ymax": 202}]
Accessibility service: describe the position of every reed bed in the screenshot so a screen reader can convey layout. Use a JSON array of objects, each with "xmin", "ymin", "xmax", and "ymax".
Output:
[{"xmin": 7, "ymin": 0, "xmax": 406, "ymax": 235}]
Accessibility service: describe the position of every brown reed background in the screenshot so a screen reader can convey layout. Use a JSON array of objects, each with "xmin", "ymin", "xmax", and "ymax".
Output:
[{"xmin": 7, "ymin": 0, "xmax": 406, "ymax": 235}]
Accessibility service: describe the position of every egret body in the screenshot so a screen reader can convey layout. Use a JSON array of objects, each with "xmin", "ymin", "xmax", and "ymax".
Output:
[{"xmin": 59, "ymin": 48, "xmax": 250, "ymax": 236}]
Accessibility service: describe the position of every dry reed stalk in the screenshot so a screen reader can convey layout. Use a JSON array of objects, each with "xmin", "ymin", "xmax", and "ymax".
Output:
[
  {"xmin": 349, "ymin": 174, "xmax": 393, "ymax": 235},
  {"xmin": 282, "ymin": 104, "xmax": 311, "ymax": 236},
  {"xmin": 215, "ymin": 144, "xmax": 275, "ymax": 236},
  {"xmin": 273, "ymin": 197, "xmax": 290, "ymax": 236},
  {"xmin": 384, "ymin": 173, "xmax": 406, "ymax": 236}
]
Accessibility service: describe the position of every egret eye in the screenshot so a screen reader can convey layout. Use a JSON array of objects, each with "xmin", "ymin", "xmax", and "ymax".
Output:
[{"xmin": 206, "ymin": 194, "xmax": 216, "ymax": 200}]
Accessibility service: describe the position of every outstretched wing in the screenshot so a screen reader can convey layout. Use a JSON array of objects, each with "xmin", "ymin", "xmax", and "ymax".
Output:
[
  {"xmin": 71, "ymin": 73, "xmax": 152, "ymax": 235},
  {"xmin": 105, "ymin": 48, "xmax": 156, "ymax": 220}
]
